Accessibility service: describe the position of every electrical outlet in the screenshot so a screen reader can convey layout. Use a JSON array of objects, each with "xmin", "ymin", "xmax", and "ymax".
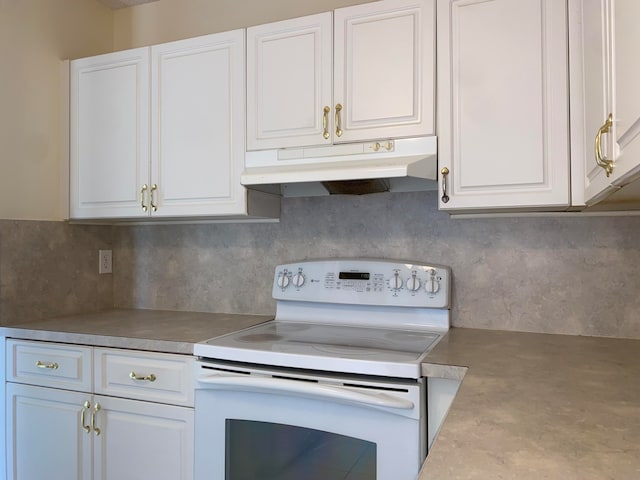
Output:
[{"xmin": 99, "ymin": 250, "xmax": 112, "ymax": 274}]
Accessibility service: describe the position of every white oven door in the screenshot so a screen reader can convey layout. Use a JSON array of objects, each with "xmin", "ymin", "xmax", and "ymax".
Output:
[{"xmin": 194, "ymin": 366, "xmax": 425, "ymax": 480}]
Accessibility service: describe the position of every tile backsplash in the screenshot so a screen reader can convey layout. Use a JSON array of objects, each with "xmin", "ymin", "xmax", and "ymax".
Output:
[
  {"xmin": 2, "ymin": 193, "xmax": 638, "ymax": 338},
  {"xmin": 113, "ymin": 191, "xmax": 640, "ymax": 339},
  {"xmin": 0, "ymin": 220, "xmax": 113, "ymax": 325}
]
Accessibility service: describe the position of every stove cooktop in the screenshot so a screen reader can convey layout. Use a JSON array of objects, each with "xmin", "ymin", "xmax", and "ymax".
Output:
[
  {"xmin": 194, "ymin": 259, "xmax": 451, "ymax": 379},
  {"xmin": 195, "ymin": 320, "xmax": 444, "ymax": 378}
]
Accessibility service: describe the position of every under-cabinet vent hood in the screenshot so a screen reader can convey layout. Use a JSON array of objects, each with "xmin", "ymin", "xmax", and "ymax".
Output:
[{"xmin": 242, "ymin": 137, "xmax": 438, "ymax": 197}]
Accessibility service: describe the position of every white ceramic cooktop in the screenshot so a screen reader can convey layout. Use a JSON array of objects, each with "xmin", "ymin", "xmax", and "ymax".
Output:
[{"xmin": 195, "ymin": 321, "xmax": 443, "ymax": 378}]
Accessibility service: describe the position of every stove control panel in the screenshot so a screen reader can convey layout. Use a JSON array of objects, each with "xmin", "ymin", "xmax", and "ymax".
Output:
[{"xmin": 273, "ymin": 259, "xmax": 451, "ymax": 309}]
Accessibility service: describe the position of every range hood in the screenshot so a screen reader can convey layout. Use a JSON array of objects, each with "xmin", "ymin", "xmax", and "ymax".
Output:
[{"xmin": 242, "ymin": 137, "xmax": 438, "ymax": 197}]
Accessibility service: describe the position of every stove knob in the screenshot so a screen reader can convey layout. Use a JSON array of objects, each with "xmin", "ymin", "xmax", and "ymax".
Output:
[
  {"xmin": 406, "ymin": 276, "xmax": 421, "ymax": 292},
  {"xmin": 424, "ymin": 271, "xmax": 440, "ymax": 294},
  {"xmin": 277, "ymin": 272, "xmax": 290, "ymax": 289},
  {"xmin": 292, "ymin": 273, "xmax": 305, "ymax": 288},
  {"xmin": 391, "ymin": 272, "xmax": 404, "ymax": 290}
]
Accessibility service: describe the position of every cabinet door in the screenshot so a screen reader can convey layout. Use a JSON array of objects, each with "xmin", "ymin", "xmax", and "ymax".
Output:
[
  {"xmin": 334, "ymin": 0, "xmax": 435, "ymax": 143},
  {"xmin": 151, "ymin": 30, "xmax": 247, "ymax": 217},
  {"xmin": 70, "ymin": 48, "xmax": 150, "ymax": 219},
  {"xmin": 437, "ymin": 0, "xmax": 570, "ymax": 211},
  {"xmin": 93, "ymin": 395, "xmax": 194, "ymax": 480},
  {"xmin": 247, "ymin": 13, "xmax": 333, "ymax": 150},
  {"xmin": 609, "ymin": 0, "xmax": 640, "ymax": 188},
  {"xmin": 569, "ymin": 0, "xmax": 614, "ymax": 205},
  {"xmin": 6, "ymin": 383, "xmax": 92, "ymax": 480},
  {"xmin": 572, "ymin": 0, "xmax": 640, "ymax": 205}
]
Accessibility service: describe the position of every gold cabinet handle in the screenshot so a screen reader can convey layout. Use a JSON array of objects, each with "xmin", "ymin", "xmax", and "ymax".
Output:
[
  {"xmin": 150, "ymin": 184, "xmax": 158, "ymax": 212},
  {"xmin": 322, "ymin": 106, "xmax": 330, "ymax": 140},
  {"xmin": 440, "ymin": 167, "xmax": 450, "ymax": 203},
  {"xmin": 335, "ymin": 103, "xmax": 343, "ymax": 137},
  {"xmin": 595, "ymin": 113, "xmax": 614, "ymax": 177},
  {"xmin": 129, "ymin": 371, "xmax": 157, "ymax": 382},
  {"xmin": 91, "ymin": 403, "xmax": 101, "ymax": 436},
  {"xmin": 36, "ymin": 360, "xmax": 58, "ymax": 370},
  {"xmin": 80, "ymin": 400, "xmax": 91, "ymax": 433},
  {"xmin": 140, "ymin": 184, "xmax": 148, "ymax": 212}
]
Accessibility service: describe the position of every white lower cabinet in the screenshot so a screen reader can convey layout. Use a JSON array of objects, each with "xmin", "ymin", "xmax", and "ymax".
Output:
[
  {"xmin": 6, "ymin": 384, "xmax": 92, "ymax": 480},
  {"xmin": 5, "ymin": 340, "xmax": 194, "ymax": 480},
  {"xmin": 94, "ymin": 395, "xmax": 193, "ymax": 480}
]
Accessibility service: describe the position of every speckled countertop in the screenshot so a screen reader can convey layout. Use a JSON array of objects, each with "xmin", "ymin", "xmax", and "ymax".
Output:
[
  {"xmin": 0, "ymin": 309, "xmax": 271, "ymax": 354},
  {"xmin": 419, "ymin": 328, "xmax": 640, "ymax": 480},
  {"xmin": 2, "ymin": 311, "xmax": 638, "ymax": 479}
]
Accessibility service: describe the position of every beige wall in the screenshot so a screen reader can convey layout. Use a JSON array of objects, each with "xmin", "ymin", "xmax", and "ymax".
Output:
[
  {"xmin": 113, "ymin": 0, "xmax": 371, "ymax": 49},
  {"xmin": 0, "ymin": 0, "xmax": 373, "ymax": 221},
  {"xmin": 0, "ymin": 0, "xmax": 113, "ymax": 221}
]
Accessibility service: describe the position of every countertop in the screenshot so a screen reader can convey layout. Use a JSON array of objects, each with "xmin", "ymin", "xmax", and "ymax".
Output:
[
  {"xmin": 0, "ymin": 309, "xmax": 271, "ymax": 354},
  {"xmin": 2, "ymin": 311, "xmax": 638, "ymax": 479},
  {"xmin": 419, "ymin": 328, "xmax": 640, "ymax": 480}
]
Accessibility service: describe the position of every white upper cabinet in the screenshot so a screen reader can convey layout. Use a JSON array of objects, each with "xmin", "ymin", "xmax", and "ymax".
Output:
[
  {"xmin": 570, "ymin": 0, "xmax": 640, "ymax": 206},
  {"xmin": 437, "ymin": 0, "xmax": 570, "ymax": 212},
  {"xmin": 246, "ymin": 13, "xmax": 333, "ymax": 150},
  {"xmin": 246, "ymin": 0, "xmax": 435, "ymax": 150},
  {"xmin": 150, "ymin": 31, "xmax": 247, "ymax": 217},
  {"xmin": 334, "ymin": 0, "xmax": 434, "ymax": 143},
  {"xmin": 70, "ymin": 30, "xmax": 278, "ymax": 220},
  {"xmin": 70, "ymin": 48, "xmax": 150, "ymax": 219}
]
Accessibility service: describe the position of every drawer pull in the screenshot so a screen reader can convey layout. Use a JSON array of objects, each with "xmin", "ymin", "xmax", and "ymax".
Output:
[
  {"xmin": 130, "ymin": 371, "xmax": 157, "ymax": 382},
  {"xmin": 80, "ymin": 401, "xmax": 91, "ymax": 433},
  {"xmin": 36, "ymin": 360, "xmax": 59, "ymax": 370}
]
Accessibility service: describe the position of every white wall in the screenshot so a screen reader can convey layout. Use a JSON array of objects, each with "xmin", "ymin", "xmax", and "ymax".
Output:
[{"xmin": 0, "ymin": 0, "xmax": 113, "ymax": 220}]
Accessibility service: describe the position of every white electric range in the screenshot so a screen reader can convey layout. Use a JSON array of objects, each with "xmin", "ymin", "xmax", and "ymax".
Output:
[{"xmin": 194, "ymin": 258, "xmax": 451, "ymax": 480}]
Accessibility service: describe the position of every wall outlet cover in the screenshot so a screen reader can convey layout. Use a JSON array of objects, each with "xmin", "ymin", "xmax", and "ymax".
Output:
[{"xmin": 99, "ymin": 250, "xmax": 112, "ymax": 274}]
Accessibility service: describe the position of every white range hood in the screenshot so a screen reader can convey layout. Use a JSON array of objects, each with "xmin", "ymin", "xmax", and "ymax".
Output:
[{"xmin": 242, "ymin": 136, "xmax": 438, "ymax": 197}]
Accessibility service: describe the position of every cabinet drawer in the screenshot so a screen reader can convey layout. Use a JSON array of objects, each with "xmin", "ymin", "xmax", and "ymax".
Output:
[
  {"xmin": 6, "ymin": 339, "xmax": 92, "ymax": 392},
  {"xmin": 95, "ymin": 348, "xmax": 194, "ymax": 407}
]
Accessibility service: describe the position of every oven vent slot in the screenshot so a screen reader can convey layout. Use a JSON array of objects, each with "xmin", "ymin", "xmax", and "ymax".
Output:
[
  {"xmin": 342, "ymin": 383, "xmax": 409, "ymax": 393},
  {"xmin": 271, "ymin": 375, "xmax": 318, "ymax": 384},
  {"xmin": 202, "ymin": 366, "xmax": 251, "ymax": 375}
]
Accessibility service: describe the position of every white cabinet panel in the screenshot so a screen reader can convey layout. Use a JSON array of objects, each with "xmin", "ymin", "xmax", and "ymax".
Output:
[
  {"xmin": 334, "ymin": 0, "xmax": 435, "ymax": 143},
  {"xmin": 95, "ymin": 348, "xmax": 194, "ymax": 406},
  {"xmin": 94, "ymin": 395, "xmax": 194, "ymax": 480},
  {"xmin": 5, "ymin": 341, "xmax": 195, "ymax": 480},
  {"xmin": 247, "ymin": 13, "xmax": 333, "ymax": 149},
  {"xmin": 609, "ymin": 0, "xmax": 640, "ymax": 187},
  {"xmin": 151, "ymin": 30, "xmax": 248, "ymax": 217},
  {"xmin": 571, "ymin": 0, "xmax": 640, "ymax": 206},
  {"xmin": 246, "ymin": 0, "xmax": 435, "ymax": 150},
  {"xmin": 6, "ymin": 384, "xmax": 92, "ymax": 480},
  {"xmin": 569, "ymin": 0, "xmax": 613, "ymax": 205},
  {"xmin": 6, "ymin": 340, "xmax": 92, "ymax": 392},
  {"xmin": 437, "ymin": 0, "xmax": 570, "ymax": 211},
  {"xmin": 70, "ymin": 30, "xmax": 276, "ymax": 221},
  {"xmin": 70, "ymin": 48, "xmax": 149, "ymax": 219}
]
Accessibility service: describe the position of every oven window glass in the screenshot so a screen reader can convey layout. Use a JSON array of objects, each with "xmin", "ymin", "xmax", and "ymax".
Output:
[{"xmin": 225, "ymin": 419, "xmax": 376, "ymax": 479}]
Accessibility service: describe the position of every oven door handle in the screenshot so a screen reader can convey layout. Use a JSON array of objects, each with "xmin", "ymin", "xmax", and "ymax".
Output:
[{"xmin": 198, "ymin": 375, "xmax": 414, "ymax": 410}]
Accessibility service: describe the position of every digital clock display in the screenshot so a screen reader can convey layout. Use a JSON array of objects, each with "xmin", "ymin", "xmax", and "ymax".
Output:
[{"xmin": 339, "ymin": 272, "xmax": 370, "ymax": 280}]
